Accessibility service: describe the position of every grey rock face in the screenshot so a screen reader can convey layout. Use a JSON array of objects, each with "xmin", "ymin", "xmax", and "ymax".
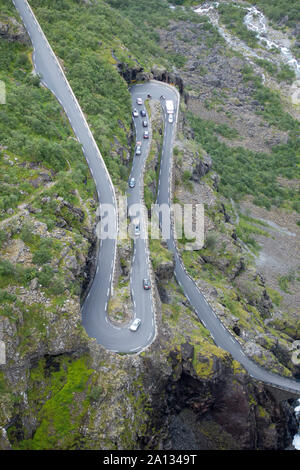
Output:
[{"xmin": 0, "ymin": 17, "xmax": 30, "ymax": 44}]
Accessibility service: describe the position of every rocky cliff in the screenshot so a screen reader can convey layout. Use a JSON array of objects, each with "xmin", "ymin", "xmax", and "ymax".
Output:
[
  {"xmin": 1, "ymin": 267, "xmax": 298, "ymax": 450},
  {"xmin": 0, "ymin": 3, "xmax": 299, "ymax": 451},
  {"xmin": 0, "ymin": 15, "xmax": 29, "ymax": 44}
]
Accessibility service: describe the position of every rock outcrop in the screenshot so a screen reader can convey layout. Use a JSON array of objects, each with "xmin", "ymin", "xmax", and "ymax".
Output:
[
  {"xmin": 0, "ymin": 16, "xmax": 30, "ymax": 44},
  {"xmin": 157, "ymin": 341, "xmax": 298, "ymax": 450}
]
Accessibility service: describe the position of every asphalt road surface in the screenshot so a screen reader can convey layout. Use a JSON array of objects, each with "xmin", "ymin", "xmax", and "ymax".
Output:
[
  {"xmin": 133, "ymin": 82, "xmax": 300, "ymax": 395},
  {"xmin": 14, "ymin": 1, "xmax": 300, "ymax": 393},
  {"xmin": 14, "ymin": 0, "xmax": 155, "ymax": 354}
]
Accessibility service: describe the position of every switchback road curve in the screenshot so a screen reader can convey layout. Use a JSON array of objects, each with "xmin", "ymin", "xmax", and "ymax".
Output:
[
  {"xmin": 134, "ymin": 82, "xmax": 300, "ymax": 396},
  {"xmin": 13, "ymin": 0, "xmax": 155, "ymax": 354},
  {"xmin": 14, "ymin": 1, "xmax": 300, "ymax": 394}
]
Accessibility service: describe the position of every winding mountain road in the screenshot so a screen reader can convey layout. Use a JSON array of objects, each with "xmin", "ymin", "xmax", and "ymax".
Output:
[
  {"xmin": 132, "ymin": 82, "xmax": 300, "ymax": 396},
  {"xmin": 13, "ymin": 0, "xmax": 155, "ymax": 354},
  {"xmin": 14, "ymin": 0, "xmax": 300, "ymax": 394}
]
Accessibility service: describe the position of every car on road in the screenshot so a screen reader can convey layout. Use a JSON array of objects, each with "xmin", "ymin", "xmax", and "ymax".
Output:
[
  {"xmin": 143, "ymin": 130, "xmax": 149, "ymax": 139},
  {"xmin": 136, "ymin": 97, "xmax": 143, "ymax": 105},
  {"xmin": 132, "ymin": 108, "xmax": 139, "ymax": 117},
  {"xmin": 129, "ymin": 318, "xmax": 141, "ymax": 332},
  {"xmin": 140, "ymin": 109, "xmax": 146, "ymax": 117},
  {"xmin": 129, "ymin": 177, "xmax": 135, "ymax": 188},
  {"xmin": 143, "ymin": 278, "xmax": 151, "ymax": 290},
  {"xmin": 134, "ymin": 223, "xmax": 140, "ymax": 236},
  {"xmin": 168, "ymin": 114, "xmax": 174, "ymax": 124},
  {"xmin": 135, "ymin": 143, "xmax": 141, "ymax": 155},
  {"xmin": 142, "ymin": 120, "xmax": 148, "ymax": 127}
]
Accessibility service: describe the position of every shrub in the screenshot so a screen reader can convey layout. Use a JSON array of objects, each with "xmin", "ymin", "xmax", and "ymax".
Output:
[
  {"xmin": 0, "ymin": 259, "xmax": 15, "ymax": 277},
  {"xmin": 0, "ymin": 289, "xmax": 16, "ymax": 303},
  {"xmin": 32, "ymin": 239, "xmax": 53, "ymax": 266},
  {"xmin": 20, "ymin": 225, "xmax": 35, "ymax": 245},
  {"xmin": 0, "ymin": 230, "xmax": 7, "ymax": 248},
  {"xmin": 204, "ymin": 233, "xmax": 218, "ymax": 250},
  {"xmin": 37, "ymin": 266, "xmax": 54, "ymax": 288}
]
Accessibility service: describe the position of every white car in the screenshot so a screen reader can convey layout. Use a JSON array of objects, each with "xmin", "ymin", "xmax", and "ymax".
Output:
[
  {"xmin": 132, "ymin": 108, "xmax": 139, "ymax": 117},
  {"xmin": 129, "ymin": 177, "xmax": 135, "ymax": 188},
  {"xmin": 129, "ymin": 318, "xmax": 141, "ymax": 332},
  {"xmin": 168, "ymin": 114, "xmax": 174, "ymax": 123},
  {"xmin": 136, "ymin": 97, "xmax": 143, "ymax": 105}
]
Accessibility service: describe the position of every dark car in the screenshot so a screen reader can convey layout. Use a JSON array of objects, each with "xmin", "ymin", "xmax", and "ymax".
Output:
[
  {"xmin": 143, "ymin": 278, "xmax": 151, "ymax": 290},
  {"xmin": 129, "ymin": 177, "xmax": 135, "ymax": 188},
  {"xmin": 140, "ymin": 109, "xmax": 146, "ymax": 117},
  {"xmin": 142, "ymin": 120, "xmax": 148, "ymax": 127},
  {"xmin": 143, "ymin": 130, "xmax": 149, "ymax": 139},
  {"xmin": 134, "ymin": 223, "xmax": 140, "ymax": 236}
]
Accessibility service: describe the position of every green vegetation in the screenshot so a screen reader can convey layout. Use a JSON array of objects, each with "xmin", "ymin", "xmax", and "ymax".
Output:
[
  {"xmin": 278, "ymin": 269, "xmax": 300, "ymax": 293},
  {"xmin": 195, "ymin": 15, "xmax": 226, "ymax": 49},
  {"xmin": 143, "ymin": 106, "xmax": 163, "ymax": 210},
  {"xmin": 247, "ymin": 0, "xmax": 300, "ymax": 28},
  {"xmin": 149, "ymin": 238, "xmax": 173, "ymax": 271},
  {"xmin": 9, "ymin": 356, "xmax": 94, "ymax": 449},
  {"xmin": 182, "ymin": 170, "xmax": 193, "ymax": 192},
  {"xmin": 0, "ymin": 0, "xmax": 17, "ymax": 17},
  {"xmin": 32, "ymin": 238, "xmax": 53, "ymax": 265},
  {"xmin": 107, "ymin": 0, "xmax": 225, "ymax": 62},
  {"xmin": 236, "ymin": 214, "xmax": 270, "ymax": 253},
  {"xmin": 187, "ymin": 111, "xmax": 300, "ymax": 210},
  {"xmin": 0, "ymin": 39, "xmax": 75, "ymax": 173},
  {"xmin": 167, "ymin": 0, "xmax": 199, "ymax": 6},
  {"xmin": 266, "ymin": 287, "xmax": 283, "ymax": 307},
  {"xmin": 28, "ymin": 0, "xmax": 141, "ymax": 187},
  {"xmin": 0, "ymin": 230, "xmax": 7, "ymax": 248},
  {"xmin": 0, "ymin": 37, "xmax": 97, "ymax": 223},
  {"xmin": 0, "ymin": 259, "xmax": 36, "ymax": 289},
  {"xmin": 218, "ymin": 3, "xmax": 259, "ymax": 49},
  {"xmin": 0, "ymin": 12, "xmax": 97, "ymax": 396},
  {"xmin": 254, "ymin": 59, "xmax": 296, "ymax": 84},
  {"xmin": 108, "ymin": 0, "xmax": 204, "ymax": 29},
  {"xmin": 0, "ymin": 289, "xmax": 16, "ymax": 303},
  {"xmin": 1, "ymin": 0, "xmax": 299, "ymax": 449},
  {"xmin": 241, "ymin": 65, "xmax": 299, "ymax": 131}
]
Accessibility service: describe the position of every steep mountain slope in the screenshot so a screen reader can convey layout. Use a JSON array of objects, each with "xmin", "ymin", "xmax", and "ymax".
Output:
[
  {"xmin": 0, "ymin": 0, "xmax": 299, "ymax": 450},
  {"xmin": 158, "ymin": 1, "xmax": 300, "ymax": 378}
]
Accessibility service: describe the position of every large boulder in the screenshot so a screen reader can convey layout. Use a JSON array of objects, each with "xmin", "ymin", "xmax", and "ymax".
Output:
[{"xmin": 0, "ymin": 16, "xmax": 30, "ymax": 45}]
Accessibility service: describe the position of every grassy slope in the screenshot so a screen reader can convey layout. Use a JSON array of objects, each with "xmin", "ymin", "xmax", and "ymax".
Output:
[
  {"xmin": 1, "ymin": 0, "xmax": 299, "ymax": 449},
  {"xmin": 0, "ymin": 0, "xmax": 190, "ymax": 450},
  {"xmin": 138, "ymin": 1, "xmax": 299, "ymax": 374},
  {"xmin": 0, "ymin": 0, "xmax": 139, "ymax": 449},
  {"xmin": 247, "ymin": 0, "xmax": 300, "ymax": 26}
]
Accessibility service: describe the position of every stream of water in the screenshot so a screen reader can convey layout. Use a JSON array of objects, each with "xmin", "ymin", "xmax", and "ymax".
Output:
[
  {"xmin": 244, "ymin": 6, "xmax": 300, "ymax": 78},
  {"xmin": 193, "ymin": 1, "xmax": 300, "ymax": 450},
  {"xmin": 194, "ymin": 2, "xmax": 300, "ymax": 101},
  {"xmin": 293, "ymin": 399, "xmax": 300, "ymax": 450}
]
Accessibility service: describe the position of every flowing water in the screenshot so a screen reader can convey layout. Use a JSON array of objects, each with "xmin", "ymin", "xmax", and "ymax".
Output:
[
  {"xmin": 194, "ymin": 2, "xmax": 300, "ymax": 100},
  {"xmin": 244, "ymin": 6, "xmax": 300, "ymax": 79},
  {"xmin": 293, "ymin": 399, "xmax": 300, "ymax": 450},
  {"xmin": 194, "ymin": 1, "xmax": 300, "ymax": 450}
]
